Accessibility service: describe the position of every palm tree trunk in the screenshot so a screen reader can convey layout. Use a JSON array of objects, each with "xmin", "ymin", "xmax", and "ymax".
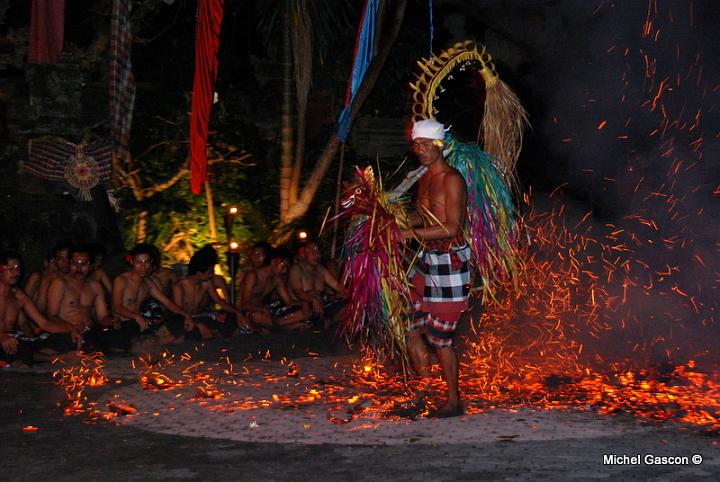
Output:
[
  {"xmin": 290, "ymin": 4, "xmax": 313, "ymax": 208},
  {"xmin": 279, "ymin": 7, "xmax": 294, "ymax": 220},
  {"xmin": 136, "ymin": 210, "xmax": 148, "ymax": 243},
  {"xmin": 205, "ymin": 180, "xmax": 217, "ymax": 241}
]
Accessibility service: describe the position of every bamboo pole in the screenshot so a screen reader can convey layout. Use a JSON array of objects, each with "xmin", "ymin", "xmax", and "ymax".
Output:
[
  {"xmin": 330, "ymin": 143, "xmax": 346, "ymax": 258},
  {"xmin": 205, "ymin": 180, "xmax": 217, "ymax": 241}
]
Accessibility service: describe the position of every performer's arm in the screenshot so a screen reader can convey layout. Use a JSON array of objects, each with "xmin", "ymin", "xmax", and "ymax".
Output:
[
  {"xmin": 111, "ymin": 275, "xmax": 147, "ymax": 330},
  {"xmin": 23, "ymin": 272, "xmax": 41, "ymax": 300},
  {"xmin": 149, "ymin": 280, "xmax": 191, "ymax": 320},
  {"xmin": 208, "ymin": 284, "xmax": 245, "ymax": 319},
  {"xmin": 211, "ymin": 276, "xmax": 230, "ymax": 302},
  {"xmin": 96, "ymin": 270, "xmax": 113, "ymax": 294},
  {"xmin": 406, "ymin": 210, "xmax": 424, "ymax": 227},
  {"xmin": 162, "ymin": 281, "xmax": 208, "ymax": 335},
  {"xmin": 275, "ymin": 278, "xmax": 301, "ymax": 308},
  {"xmin": 239, "ymin": 272, "xmax": 268, "ymax": 314},
  {"xmin": 91, "ymin": 282, "xmax": 113, "ymax": 327},
  {"xmin": 319, "ymin": 267, "xmax": 346, "ymax": 298},
  {"xmin": 288, "ymin": 265, "xmax": 323, "ymax": 314},
  {"xmin": 0, "ymin": 332, "xmax": 18, "ymax": 355},
  {"xmin": 23, "ymin": 286, "xmax": 74, "ymax": 334}
]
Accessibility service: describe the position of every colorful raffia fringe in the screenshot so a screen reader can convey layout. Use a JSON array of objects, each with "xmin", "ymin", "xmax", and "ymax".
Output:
[
  {"xmin": 333, "ymin": 166, "xmax": 412, "ymax": 362},
  {"xmin": 444, "ymin": 133, "xmax": 523, "ymax": 302}
]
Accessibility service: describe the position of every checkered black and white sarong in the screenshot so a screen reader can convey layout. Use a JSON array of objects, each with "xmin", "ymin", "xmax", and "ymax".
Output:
[
  {"xmin": 408, "ymin": 242, "xmax": 471, "ymax": 303},
  {"xmin": 408, "ymin": 242, "xmax": 471, "ymax": 348}
]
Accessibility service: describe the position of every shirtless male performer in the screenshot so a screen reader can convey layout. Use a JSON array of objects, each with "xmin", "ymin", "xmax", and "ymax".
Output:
[
  {"xmin": 23, "ymin": 250, "xmax": 55, "ymax": 302},
  {"xmin": 1, "ymin": 250, "xmax": 82, "ymax": 366},
  {"xmin": 170, "ymin": 247, "xmax": 251, "ymax": 339},
  {"xmin": 111, "ymin": 244, "xmax": 196, "ymax": 350},
  {"xmin": 193, "ymin": 244, "xmax": 232, "ymax": 306},
  {"xmin": 128, "ymin": 244, "xmax": 181, "ymax": 329},
  {"xmin": 33, "ymin": 240, "xmax": 72, "ymax": 313},
  {"xmin": 148, "ymin": 244, "xmax": 179, "ymax": 298},
  {"xmin": 236, "ymin": 241, "xmax": 271, "ymax": 299},
  {"xmin": 88, "ymin": 242, "xmax": 113, "ymax": 295},
  {"xmin": 239, "ymin": 249, "xmax": 310, "ymax": 332},
  {"xmin": 288, "ymin": 241, "xmax": 346, "ymax": 329},
  {"xmin": 20, "ymin": 247, "xmax": 59, "ymax": 335},
  {"xmin": 45, "ymin": 246, "xmax": 114, "ymax": 349},
  {"xmin": 399, "ymin": 119, "xmax": 472, "ymax": 418}
]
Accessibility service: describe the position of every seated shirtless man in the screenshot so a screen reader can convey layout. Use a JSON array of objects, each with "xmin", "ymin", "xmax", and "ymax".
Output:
[
  {"xmin": 288, "ymin": 241, "xmax": 347, "ymax": 329},
  {"xmin": 88, "ymin": 242, "xmax": 112, "ymax": 296},
  {"xmin": 194, "ymin": 244, "xmax": 231, "ymax": 304},
  {"xmin": 23, "ymin": 250, "xmax": 55, "ymax": 303},
  {"xmin": 239, "ymin": 249, "xmax": 310, "ymax": 332},
  {"xmin": 20, "ymin": 248, "xmax": 58, "ymax": 335},
  {"xmin": 133, "ymin": 244, "xmax": 181, "ymax": 326},
  {"xmin": 1, "ymin": 250, "xmax": 82, "ymax": 366},
  {"xmin": 110, "ymin": 244, "xmax": 195, "ymax": 351},
  {"xmin": 148, "ymin": 244, "xmax": 178, "ymax": 298},
  {"xmin": 236, "ymin": 242, "xmax": 271, "ymax": 296},
  {"xmin": 45, "ymin": 245, "xmax": 115, "ymax": 352},
  {"xmin": 169, "ymin": 247, "xmax": 252, "ymax": 339},
  {"xmin": 33, "ymin": 241, "xmax": 73, "ymax": 313}
]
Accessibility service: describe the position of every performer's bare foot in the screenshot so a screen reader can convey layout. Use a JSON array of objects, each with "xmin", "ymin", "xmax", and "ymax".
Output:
[
  {"xmin": 430, "ymin": 399, "xmax": 464, "ymax": 418},
  {"xmin": 391, "ymin": 396, "xmax": 426, "ymax": 419},
  {"xmin": 390, "ymin": 387, "xmax": 428, "ymax": 418}
]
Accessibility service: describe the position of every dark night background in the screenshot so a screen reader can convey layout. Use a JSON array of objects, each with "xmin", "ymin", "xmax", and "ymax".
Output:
[{"xmin": 1, "ymin": 0, "xmax": 718, "ymax": 364}]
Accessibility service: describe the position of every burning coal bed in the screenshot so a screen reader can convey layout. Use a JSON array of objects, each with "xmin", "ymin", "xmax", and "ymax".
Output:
[{"xmin": 50, "ymin": 349, "xmax": 720, "ymax": 438}]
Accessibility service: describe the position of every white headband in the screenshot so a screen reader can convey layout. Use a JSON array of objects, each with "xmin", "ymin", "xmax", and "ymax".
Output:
[{"xmin": 411, "ymin": 119, "xmax": 445, "ymax": 140}]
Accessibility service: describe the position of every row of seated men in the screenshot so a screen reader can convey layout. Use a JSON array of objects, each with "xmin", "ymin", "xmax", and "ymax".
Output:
[{"xmin": 0, "ymin": 240, "xmax": 346, "ymax": 367}]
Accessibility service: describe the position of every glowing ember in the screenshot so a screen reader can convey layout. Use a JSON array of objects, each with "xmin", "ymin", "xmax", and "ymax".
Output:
[
  {"xmin": 106, "ymin": 401, "xmax": 137, "ymax": 416},
  {"xmin": 193, "ymin": 386, "xmax": 223, "ymax": 400},
  {"xmin": 52, "ymin": 352, "xmax": 109, "ymax": 415},
  {"xmin": 287, "ymin": 363, "xmax": 300, "ymax": 377},
  {"xmin": 140, "ymin": 373, "xmax": 178, "ymax": 391}
]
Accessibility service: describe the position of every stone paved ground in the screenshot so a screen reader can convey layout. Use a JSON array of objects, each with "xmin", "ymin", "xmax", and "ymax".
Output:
[{"xmin": 1, "ymin": 331, "xmax": 718, "ymax": 481}]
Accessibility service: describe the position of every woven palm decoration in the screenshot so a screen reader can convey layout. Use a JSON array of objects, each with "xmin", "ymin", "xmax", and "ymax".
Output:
[{"xmin": 23, "ymin": 137, "xmax": 113, "ymax": 201}]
